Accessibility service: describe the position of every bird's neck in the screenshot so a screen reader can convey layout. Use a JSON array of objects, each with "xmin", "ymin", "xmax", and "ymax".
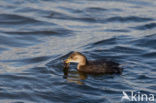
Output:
[{"xmin": 77, "ymin": 58, "xmax": 88, "ymax": 70}]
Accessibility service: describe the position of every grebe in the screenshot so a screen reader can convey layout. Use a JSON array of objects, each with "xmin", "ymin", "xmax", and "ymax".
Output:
[{"xmin": 64, "ymin": 52, "xmax": 123, "ymax": 74}]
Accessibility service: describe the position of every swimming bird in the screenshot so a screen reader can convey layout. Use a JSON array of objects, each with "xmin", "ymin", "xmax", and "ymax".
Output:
[{"xmin": 64, "ymin": 52, "xmax": 123, "ymax": 74}]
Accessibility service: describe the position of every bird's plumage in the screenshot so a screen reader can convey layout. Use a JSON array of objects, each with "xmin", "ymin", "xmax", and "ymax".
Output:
[{"xmin": 64, "ymin": 52, "xmax": 123, "ymax": 74}]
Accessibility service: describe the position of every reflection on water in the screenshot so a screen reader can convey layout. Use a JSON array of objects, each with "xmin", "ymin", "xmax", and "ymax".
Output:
[
  {"xmin": 63, "ymin": 64, "xmax": 87, "ymax": 85},
  {"xmin": 66, "ymin": 71, "xmax": 87, "ymax": 85},
  {"xmin": 0, "ymin": 0, "xmax": 156, "ymax": 102}
]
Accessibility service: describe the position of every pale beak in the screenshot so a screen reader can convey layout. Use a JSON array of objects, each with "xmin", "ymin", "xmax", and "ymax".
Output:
[{"xmin": 64, "ymin": 58, "xmax": 71, "ymax": 64}]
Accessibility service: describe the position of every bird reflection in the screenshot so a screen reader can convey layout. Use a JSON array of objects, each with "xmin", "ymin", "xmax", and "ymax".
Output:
[{"xmin": 63, "ymin": 62, "xmax": 87, "ymax": 85}]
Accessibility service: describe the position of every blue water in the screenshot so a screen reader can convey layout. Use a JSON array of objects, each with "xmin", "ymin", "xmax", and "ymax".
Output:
[{"xmin": 0, "ymin": 0, "xmax": 156, "ymax": 103}]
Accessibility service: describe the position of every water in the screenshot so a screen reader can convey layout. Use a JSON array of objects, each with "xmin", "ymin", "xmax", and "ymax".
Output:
[{"xmin": 0, "ymin": 0, "xmax": 156, "ymax": 103}]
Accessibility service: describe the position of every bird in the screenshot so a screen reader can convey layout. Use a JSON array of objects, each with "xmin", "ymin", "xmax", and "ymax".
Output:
[{"xmin": 64, "ymin": 52, "xmax": 123, "ymax": 74}]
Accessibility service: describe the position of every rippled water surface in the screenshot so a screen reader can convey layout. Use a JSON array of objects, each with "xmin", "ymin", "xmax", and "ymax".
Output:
[{"xmin": 0, "ymin": 0, "xmax": 156, "ymax": 103}]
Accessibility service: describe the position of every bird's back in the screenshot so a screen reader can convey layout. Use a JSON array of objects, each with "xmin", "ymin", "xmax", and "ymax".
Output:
[{"xmin": 78, "ymin": 60, "xmax": 123, "ymax": 74}]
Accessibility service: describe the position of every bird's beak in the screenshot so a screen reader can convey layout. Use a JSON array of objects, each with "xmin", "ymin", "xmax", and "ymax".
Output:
[{"xmin": 64, "ymin": 58, "xmax": 71, "ymax": 64}]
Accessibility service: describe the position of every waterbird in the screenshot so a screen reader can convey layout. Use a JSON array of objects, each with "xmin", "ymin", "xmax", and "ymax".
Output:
[{"xmin": 64, "ymin": 52, "xmax": 123, "ymax": 74}]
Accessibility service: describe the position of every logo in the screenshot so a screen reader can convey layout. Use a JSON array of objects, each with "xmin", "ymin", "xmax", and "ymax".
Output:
[{"xmin": 121, "ymin": 91, "xmax": 155, "ymax": 102}]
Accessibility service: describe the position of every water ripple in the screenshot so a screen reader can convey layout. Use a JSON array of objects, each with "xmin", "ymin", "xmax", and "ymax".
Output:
[
  {"xmin": 132, "ymin": 33, "xmax": 156, "ymax": 49},
  {"xmin": 0, "ymin": 14, "xmax": 40, "ymax": 24},
  {"xmin": 104, "ymin": 16, "xmax": 153, "ymax": 23},
  {"xmin": 132, "ymin": 23, "xmax": 156, "ymax": 30}
]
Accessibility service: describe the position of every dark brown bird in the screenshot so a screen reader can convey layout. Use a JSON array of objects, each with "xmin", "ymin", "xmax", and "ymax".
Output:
[{"xmin": 64, "ymin": 52, "xmax": 123, "ymax": 74}]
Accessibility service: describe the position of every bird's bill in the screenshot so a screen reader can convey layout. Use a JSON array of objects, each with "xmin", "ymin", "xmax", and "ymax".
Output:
[{"xmin": 64, "ymin": 58, "xmax": 71, "ymax": 64}]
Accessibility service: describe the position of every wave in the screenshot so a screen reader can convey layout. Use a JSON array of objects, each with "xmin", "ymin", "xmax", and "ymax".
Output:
[
  {"xmin": 0, "ymin": 14, "xmax": 40, "ymax": 24},
  {"xmin": 132, "ymin": 23, "xmax": 156, "ymax": 30}
]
